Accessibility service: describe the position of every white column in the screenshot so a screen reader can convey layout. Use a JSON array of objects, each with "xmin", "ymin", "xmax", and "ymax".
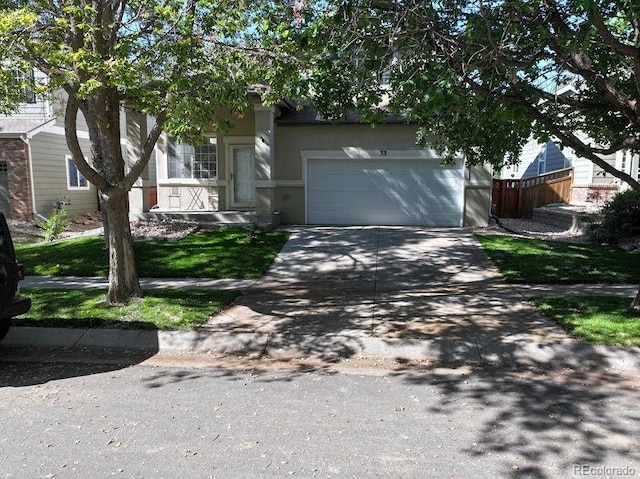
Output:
[
  {"xmin": 125, "ymin": 108, "xmax": 150, "ymax": 214},
  {"xmin": 253, "ymin": 105, "xmax": 275, "ymax": 217}
]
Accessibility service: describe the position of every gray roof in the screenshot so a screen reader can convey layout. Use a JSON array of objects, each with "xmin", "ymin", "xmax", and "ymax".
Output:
[
  {"xmin": 0, "ymin": 117, "xmax": 50, "ymax": 135},
  {"xmin": 276, "ymin": 105, "xmax": 408, "ymax": 125}
]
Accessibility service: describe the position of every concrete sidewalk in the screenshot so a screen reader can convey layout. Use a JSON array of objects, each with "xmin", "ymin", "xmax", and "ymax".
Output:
[{"xmin": 5, "ymin": 227, "xmax": 640, "ymax": 372}]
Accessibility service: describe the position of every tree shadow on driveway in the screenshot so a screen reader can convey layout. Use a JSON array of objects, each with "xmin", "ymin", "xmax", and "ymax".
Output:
[{"xmin": 191, "ymin": 226, "xmax": 640, "ymax": 478}]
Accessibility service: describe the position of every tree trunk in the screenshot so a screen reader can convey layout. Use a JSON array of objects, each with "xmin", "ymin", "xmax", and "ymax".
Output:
[
  {"xmin": 633, "ymin": 285, "xmax": 640, "ymax": 311},
  {"xmin": 102, "ymin": 193, "xmax": 142, "ymax": 305},
  {"xmin": 99, "ymin": 193, "xmax": 111, "ymax": 251}
]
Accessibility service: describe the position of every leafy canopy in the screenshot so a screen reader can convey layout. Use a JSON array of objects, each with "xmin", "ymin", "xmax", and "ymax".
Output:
[
  {"xmin": 0, "ymin": 0, "xmax": 300, "ymax": 143},
  {"xmin": 294, "ymin": 0, "xmax": 640, "ymax": 188}
]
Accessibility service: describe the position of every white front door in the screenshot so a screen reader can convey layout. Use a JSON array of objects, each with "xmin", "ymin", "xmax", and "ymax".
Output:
[{"xmin": 230, "ymin": 146, "xmax": 255, "ymax": 208}]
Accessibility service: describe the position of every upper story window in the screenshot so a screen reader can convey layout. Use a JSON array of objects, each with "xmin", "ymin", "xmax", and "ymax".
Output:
[
  {"xmin": 380, "ymin": 50, "xmax": 400, "ymax": 87},
  {"xmin": 537, "ymin": 143, "xmax": 548, "ymax": 175},
  {"xmin": 168, "ymin": 137, "xmax": 217, "ymax": 179},
  {"xmin": 15, "ymin": 69, "xmax": 36, "ymax": 104},
  {"xmin": 352, "ymin": 49, "xmax": 399, "ymax": 87},
  {"xmin": 66, "ymin": 156, "xmax": 89, "ymax": 190}
]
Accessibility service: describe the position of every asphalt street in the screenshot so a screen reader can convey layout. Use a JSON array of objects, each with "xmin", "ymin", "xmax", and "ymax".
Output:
[{"xmin": 1, "ymin": 357, "xmax": 639, "ymax": 479}]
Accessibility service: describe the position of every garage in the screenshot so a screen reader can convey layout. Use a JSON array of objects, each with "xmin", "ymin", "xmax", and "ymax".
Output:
[{"xmin": 306, "ymin": 154, "xmax": 464, "ymax": 226}]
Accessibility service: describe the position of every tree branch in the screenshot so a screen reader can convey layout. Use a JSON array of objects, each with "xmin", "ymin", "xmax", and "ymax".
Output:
[
  {"xmin": 121, "ymin": 109, "xmax": 167, "ymax": 191},
  {"xmin": 463, "ymin": 75, "xmax": 640, "ymax": 189},
  {"xmin": 64, "ymin": 92, "xmax": 110, "ymax": 192}
]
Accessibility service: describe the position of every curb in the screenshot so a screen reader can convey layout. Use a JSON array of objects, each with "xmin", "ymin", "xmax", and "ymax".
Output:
[{"xmin": 3, "ymin": 326, "xmax": 639, "ymax": 373}]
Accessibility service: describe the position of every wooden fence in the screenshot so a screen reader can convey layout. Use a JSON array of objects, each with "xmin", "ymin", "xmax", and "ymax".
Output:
[{"xmin": 492, "ymin": 167, "xmax": 574, "ymax": 218}]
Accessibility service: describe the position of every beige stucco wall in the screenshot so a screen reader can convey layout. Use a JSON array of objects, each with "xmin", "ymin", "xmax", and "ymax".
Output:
[
  {"xmin": 273, "ymin": 123, "xmax": 491, "ymax": 226},
  {"xmin": 153, "ymin": 108, "xmax": 492, "ymax": 227},
  {"xmin": 465, "ymin": 163, "xmax": 492, "ymax": 227},
  {"xmin": 155, "ymin": 108, "xmax": 257, "ymax": 212}
]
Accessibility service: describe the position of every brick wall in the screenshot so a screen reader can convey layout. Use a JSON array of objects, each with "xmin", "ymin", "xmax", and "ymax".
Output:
[
  {"xmin": 570, "ymin": 184, "xmax": 619, "ymax": 205},
  {"xmin": 0, "ymin": 138, "xmax": 32, "ymax": 219}
]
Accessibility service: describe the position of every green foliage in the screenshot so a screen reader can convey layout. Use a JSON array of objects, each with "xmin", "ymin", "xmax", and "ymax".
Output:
[
  {"xmin": 38, "ymin": 209, "xmax": 71, "ymax": 242},
  {"xmin": 475, "ymin": 233, "xmax": 640, "ymax": 284},
  {"xmin": 0, "ymin": 0, "xmax": 299, "ymax": 145},
  {"xmin": 242, "ymin": 215, "xmax": 262, "ymax": 244},
  {"xmin": 297, "ymin": 1, "xmax": 640, "ymax": 186},
  {"xmin": 591, "ymin": 190, "xmax": 640, "ymax": 245}
]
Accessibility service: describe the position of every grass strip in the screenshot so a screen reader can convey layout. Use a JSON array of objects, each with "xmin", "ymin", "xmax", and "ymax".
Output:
[
  {"xmin": 16, "ymin": 228, "xmax": 289, "ymax": 278},
  {"xmin": 15, "ymin": 288, "xmax": 241, "ymax": 331},
  {"xmin": 533, "ymin": 295, "xmax": 640, "ymax": 347},
  {"xmin": 475, "ymin": 233, "xmax": 640, "ymax": 284}
]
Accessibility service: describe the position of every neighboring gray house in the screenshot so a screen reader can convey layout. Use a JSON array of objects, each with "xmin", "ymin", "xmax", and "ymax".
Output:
[
  {"xmin": 501, "ymin": 136, "xmax": 634, "ymax": 204},
  {"xmin": 0, "ymin": 71, "xmax": 156, "ymax": 221},
  {"xmin": 0, "ymin": 72, "xmax": 97, "ymax": 220},
  {"xmin": 143, "ymin": 103, "xmax": 493, "ymax": 227}
]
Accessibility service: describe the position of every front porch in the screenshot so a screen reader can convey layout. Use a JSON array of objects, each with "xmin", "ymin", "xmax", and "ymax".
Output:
[{"xmin": 130, "ymin": 209, "xmax": 282, "ymax": 229}]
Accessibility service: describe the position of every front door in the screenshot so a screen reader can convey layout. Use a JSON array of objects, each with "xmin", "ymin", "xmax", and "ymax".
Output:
[{"xmin": 230, "ymin": 146, "xmax": 255, "ymax": 208}]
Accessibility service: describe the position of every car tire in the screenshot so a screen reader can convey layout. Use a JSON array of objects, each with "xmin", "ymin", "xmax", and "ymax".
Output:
[
  {"xmin": 0, "ymin": 253, "xmax": 18, "ymax": 310},
  {"xmin": 0, "ymin": 319, "xmax": 9, "ymax": 341}
]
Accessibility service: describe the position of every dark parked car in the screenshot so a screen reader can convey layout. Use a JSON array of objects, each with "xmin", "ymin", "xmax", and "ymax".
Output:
[{"xmin": 0, "ymin": 212, "xmax": 31, "ymax": 341}]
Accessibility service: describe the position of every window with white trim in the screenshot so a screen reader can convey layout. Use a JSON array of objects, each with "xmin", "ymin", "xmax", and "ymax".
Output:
[
  {"xmin": 14, "ymin": 69, "xmax": 36, "ymax": 104},
  {"xmin": 66, "ymin": 156, "xmax": 89, "ymax": 189},
  {"xmin": 168, "ymin": 137, "xmax": 217, "ymax": 179}
]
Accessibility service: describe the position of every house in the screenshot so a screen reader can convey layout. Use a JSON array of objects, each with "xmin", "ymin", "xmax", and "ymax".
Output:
[
  {"xmin": 2, "ymin": 74, "xmax": 491, "ymax": 227},
  {"xmin": 501, "ymin": 136, "xmax": 635, "ymax": 204},
  {"xmin": 0, "ymin": 72, "xmax": 98, "ymax": 220},
  {"xmin": 141, "ymin": 101, "xmax": 493, "ymax": 227},
  {"xmin": 0, "ymin": 72, "xmax": 156, "ymax": 221}
]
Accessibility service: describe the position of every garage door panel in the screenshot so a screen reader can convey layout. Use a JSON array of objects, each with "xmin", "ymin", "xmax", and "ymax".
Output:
[{"xmin": 307, "ymin": 157, "xmax": 463, "ymax": 226}]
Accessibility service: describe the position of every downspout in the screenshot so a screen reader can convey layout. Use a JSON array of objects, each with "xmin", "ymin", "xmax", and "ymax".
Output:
[{"xmin": 19, "ymin": 134, "xmax": 47, "ymax": 222}]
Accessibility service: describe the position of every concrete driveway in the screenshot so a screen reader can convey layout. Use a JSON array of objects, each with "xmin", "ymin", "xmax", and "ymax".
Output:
[{"xmin": 205, "ymin": 227, "xmax": 576, "ymax": 364}]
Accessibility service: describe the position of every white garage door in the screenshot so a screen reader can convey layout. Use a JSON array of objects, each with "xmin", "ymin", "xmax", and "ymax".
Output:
[{"xmin": 306, "ymin": 157, "xmax": 464, "ymax": 226}]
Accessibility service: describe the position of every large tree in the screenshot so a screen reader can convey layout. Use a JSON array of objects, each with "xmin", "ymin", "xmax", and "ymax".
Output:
[
  {"xmin": 0, "ymin": 0, "xmax": 296, "ymax": 304},
  {"xmin": 285, "ymin": 0, "xmax": 640, "ymax": 309},
  {"xmin": 295, "ymin": 0, "xmax": 640, "ymax": 189}
]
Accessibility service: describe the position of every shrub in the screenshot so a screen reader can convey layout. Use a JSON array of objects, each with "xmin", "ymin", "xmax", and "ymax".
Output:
[
  {"xmin": 242, "ymin": 215, "xmax": 261, "ymax": 244},
  {"xmin": 591, "ymin": 189, "xmax": 640, "ymax": 245},
  {"xmin": 39, "ymin": 209, "xmax": 71, "ymax": 242}
]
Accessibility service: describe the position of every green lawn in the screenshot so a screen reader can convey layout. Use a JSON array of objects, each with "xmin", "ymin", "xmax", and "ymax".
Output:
[
  {"xmin": 475, "ymin": 233, "xmax": 640, "ymax": 284},
  {"xmin": 16, "ymin": 228, "xmax": 290, "ymax": 278},
  {"xmin": 15, "ymin": 288, "xmax": 241, "ymax": 331},
  {"xmin": 534, "ymin": 296, "xmax": 640, "ymax": 347}
]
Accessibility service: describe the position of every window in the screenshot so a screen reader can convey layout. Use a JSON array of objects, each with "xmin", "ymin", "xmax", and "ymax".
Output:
[
  {"xmin": 380, "ymin": 50, "xmax": 400, "ymax": 87},
  {"xmin": 14, "ymin": 69, "xmax": 36, "ymax": 104},
  {"xmin": 168, "ymin": 137, "xmax": 217, "ymax": 179},
  {"xmin": 537, "ymin": 143, "xmax": 548, "ymax": 175},
  {"xmin": 66, "ymin": 156, "xmax": 89, "ymax": 189}
]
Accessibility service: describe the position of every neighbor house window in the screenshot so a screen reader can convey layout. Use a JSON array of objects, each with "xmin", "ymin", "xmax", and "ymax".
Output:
[
  {"xmin": 66, "ymin": 156, "xmax": 89, "ymax": 189},
  {"xmin": 168, "ymin": 137, "xmax": 217, "ymax": 179},
  {"xmin": 14, "ymin": 69, "xmax": 36, "ymax": 104},
  {"xmin": 537, "ymin": 143, "xmax": 548, "ymax": 175}
]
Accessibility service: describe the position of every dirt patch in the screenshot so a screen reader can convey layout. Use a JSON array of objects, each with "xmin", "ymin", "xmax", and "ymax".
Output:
[
  {"xmin": 474, "ymin": 216, "xmax": 593, "ymax": 243},
  {"xmin": 9, "ymin": 213, "xmax": 200, "ymax": 242}
]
